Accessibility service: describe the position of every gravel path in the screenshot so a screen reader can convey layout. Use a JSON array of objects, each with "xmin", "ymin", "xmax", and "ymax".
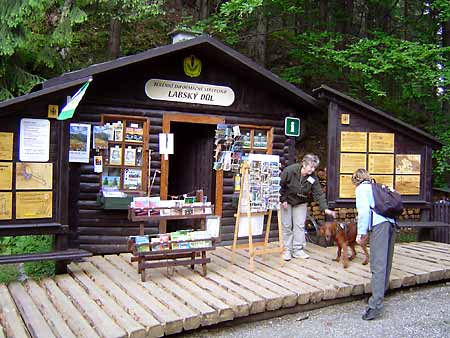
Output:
[{"xmin": 178, "ymin": 282, "xmax": 450, "ymax": 338}]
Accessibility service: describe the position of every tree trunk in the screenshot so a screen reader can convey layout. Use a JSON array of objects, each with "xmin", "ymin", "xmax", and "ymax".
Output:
[
  {"xmin": 248, "ymin": 7, "xmax": 267, "ymax": 66},
  {"xmin": 108, "ymin": 18, "xmax": 121, "ymax": 59},
  {"xmin": 196, "ymin": 0, "xmax": 209, "ymax": 20},
  {"xmin": 319, "ymin": 0, "xmax": 328, "ymax": 30},
  {"xmin": 442, "ymin": 19, "xmax": 450, "ymax": 118}
]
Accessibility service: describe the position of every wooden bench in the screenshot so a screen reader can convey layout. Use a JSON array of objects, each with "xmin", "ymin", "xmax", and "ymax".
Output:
[
  {"xmin": 0, "ymin": 249, "xmax": 92, "ymax": 264},
  {"xmin": 0, "ymin": 223, "xmax": 92, "ymax": 273},
  {"xmin": 397, "ymin": 221, "xmax": 450, "ymax": 242}
]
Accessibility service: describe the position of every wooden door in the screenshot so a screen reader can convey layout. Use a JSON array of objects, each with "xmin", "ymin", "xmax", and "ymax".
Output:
[{"xmin": 161, "ymin": 113, "xmax": 225, "ymax": 216}]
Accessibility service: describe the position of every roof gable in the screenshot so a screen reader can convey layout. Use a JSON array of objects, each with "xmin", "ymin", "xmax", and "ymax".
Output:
[
  {"xmin": 42, "ymin": 35, "xmax": 319, "ymax": 110},
  {"xmin": 314, "ymin": 85, "xmax": 442, "ymax": 148}
]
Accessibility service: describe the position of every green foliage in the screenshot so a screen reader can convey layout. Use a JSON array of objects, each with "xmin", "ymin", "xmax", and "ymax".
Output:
[
  {"xmin": 433, "ymin": 130, "xmax": 450, "ymax": 188},
  {"xmin": 0, "ymin": 235, "xmax": 55, "ymax": 281},
  {"xmin": 0, "ymin": 265, "xmax": 19, "ymax": 284},
  {"xmin": 0, "ymin": 0, "xmax": 89, "ymax": 100},
  {"xmin": 206, "ymin": 0, "xmax": 264, "ymax": 44}
]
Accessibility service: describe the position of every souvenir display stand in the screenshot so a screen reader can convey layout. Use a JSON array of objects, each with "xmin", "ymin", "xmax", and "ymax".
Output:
[
  {"xmin": 128, "ymin": 205, "xmax": 216, "ymax": 281},
  {"xmin": 231, "ymin": 162, "xmax": 283, "ymax": 272}
]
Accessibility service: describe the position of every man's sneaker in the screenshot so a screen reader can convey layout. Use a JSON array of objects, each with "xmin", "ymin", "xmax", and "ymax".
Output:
[
  {"xmin": 362, "ymin": 307, "xmax": 382, "ymax": 321},
  {"xmin": 292, "ymin": 250, "xmax": 309, "ymax": 259},
  {"xmin": 282, "ymin": 251, "xmax": 292, "ymax": 261}
]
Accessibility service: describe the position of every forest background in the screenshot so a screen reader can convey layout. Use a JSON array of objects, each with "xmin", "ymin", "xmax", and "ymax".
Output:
[{"xmin": 0, "ymin": 0, "xmax": 449, "ymax": 187}]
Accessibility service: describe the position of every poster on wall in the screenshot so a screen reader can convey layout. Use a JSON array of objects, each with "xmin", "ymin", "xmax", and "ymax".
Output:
[
  {"xmin": 371, "ymin": 175, "xmax": 394, "ymax": 188},
  {"xmin": 0, "ymin": 162, "xmax": 13, "ymax": 190},
  {"xmin": 395, "ymin": 175, "xmax": 420, "ymax": 195},
  {"xmin": 69, "ymin": 123, "xmax": 91, "ymax": 163},
  {"xmin": 368, "ymin": 154, "xmax": 394, "ymax": 174},
  {"xmin": 16, "ymin": 191, "xmax": 52, "ymax": 219},
  {"xmin": 0, "ymin": 192, "xmax": 12, "ymax": 220},
  {"xmin": 19, "ymin": 118, "xmax": 50, "ymax": 162},
  {"xmin": 340, "ymin": 153, "xmax": 366, "ymax": 173},
  {"xmin": 368, "ymin": 132, "xmax": 394, "ymax": 153},
  {"xmin": 396, "ymin": 154, "xmax": 421, "ymax": 174},
  {"xmin": 0, "ymin": 132, "xmax": 14, "ymax": 160},
  {"xmin": 15, "ymin": 163, "xmax": 53, "ymax": 190},
  {"xmin": 92, "ymin": 125, "xmax": 109, "ymax": 150},
  {"xmin": 339, "ymin": 175, "xmax": 356, "ymax": 198},
  {"xmin": 340, "ymin": 132, "xmax": 367, "ymax": 152}
]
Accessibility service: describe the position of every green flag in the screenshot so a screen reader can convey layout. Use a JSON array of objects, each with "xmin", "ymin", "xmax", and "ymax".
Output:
[{"xmin": 57, "ymin": 79, "xmax": 92, "ymax": 120}]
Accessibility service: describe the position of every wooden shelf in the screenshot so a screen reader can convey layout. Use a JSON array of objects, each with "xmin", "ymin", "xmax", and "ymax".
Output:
[{"xmin": 127, "ymin": 205, "xmax": 216, "ymax": 281}]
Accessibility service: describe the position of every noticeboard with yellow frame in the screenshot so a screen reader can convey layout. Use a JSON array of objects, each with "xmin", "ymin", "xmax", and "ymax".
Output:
[
  {"xmin": 368, "ymin": 132, "xmax": 394, "ymax": 153},
  {"xmin": 339, "ymin": 175, "xmax": 356, "ymax": 198},
  {"xmin": 340, "ymin": 131, "xmax": 367, "ymax": 153}
]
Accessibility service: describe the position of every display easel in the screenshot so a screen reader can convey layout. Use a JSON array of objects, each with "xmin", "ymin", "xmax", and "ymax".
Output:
[{"xmin": 231, "ymin": 162, "xmax": 283, "ymax": 272}]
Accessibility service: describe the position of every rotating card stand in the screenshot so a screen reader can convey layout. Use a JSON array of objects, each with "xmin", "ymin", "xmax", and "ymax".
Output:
[{"xmin": 231, "ymin": 162, "xmax": 284, "ymax": 272}]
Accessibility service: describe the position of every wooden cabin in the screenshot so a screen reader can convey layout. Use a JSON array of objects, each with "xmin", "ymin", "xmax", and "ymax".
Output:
[
  {"xmin": 1, "ymin": 36, "xmax": 444, "ymax": 257},
  {"xmin": 0, "ymin": 35, "xmax": 322, "ymax": 254},
  {"xmin": 314, "ymin": 85, "xmax": 443, "ymax": 221}
]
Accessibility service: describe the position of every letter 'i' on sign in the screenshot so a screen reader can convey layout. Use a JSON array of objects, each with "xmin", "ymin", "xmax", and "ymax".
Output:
[{"xmin": 284, "ymin": 117, "xmax": 300, "ymax": 137}]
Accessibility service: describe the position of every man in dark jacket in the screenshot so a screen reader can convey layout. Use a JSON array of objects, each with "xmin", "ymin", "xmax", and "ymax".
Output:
[{"xmin": 280, "ymin": 154, "xmax": 336, "ymax": 261}]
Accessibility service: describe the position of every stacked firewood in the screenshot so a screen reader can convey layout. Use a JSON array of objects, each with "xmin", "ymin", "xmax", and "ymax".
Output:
[{"xmin": 308, "ymin": 201, "xmax": 421, "ymax": 223}]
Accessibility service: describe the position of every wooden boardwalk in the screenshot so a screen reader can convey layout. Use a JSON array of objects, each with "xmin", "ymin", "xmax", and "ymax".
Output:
[{"xmin": 1, "ymin": 241, "xmax": 450, "ymax": 337}]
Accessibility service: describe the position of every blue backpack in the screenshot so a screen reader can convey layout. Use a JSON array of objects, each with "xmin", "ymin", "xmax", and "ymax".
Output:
[{"xmin": 370, "ymin": 179, "xmax": 404, "ymax": 219}]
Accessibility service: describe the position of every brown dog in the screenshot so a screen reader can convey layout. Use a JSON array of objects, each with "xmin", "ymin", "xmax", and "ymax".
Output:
[{"xmin": 318, "ymin": 221, "xmax": 369, "ymax": 268}]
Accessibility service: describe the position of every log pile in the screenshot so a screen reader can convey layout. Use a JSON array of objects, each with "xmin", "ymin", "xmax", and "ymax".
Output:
[{"xmin": 308, "ymin": 202, "xmax": 421, "ymax": 223}]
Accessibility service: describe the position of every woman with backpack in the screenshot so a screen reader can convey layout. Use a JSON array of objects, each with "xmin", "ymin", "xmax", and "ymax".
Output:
[{"xmin": 352, "ymin": 168, "xmax": 397, "ymax": 321}]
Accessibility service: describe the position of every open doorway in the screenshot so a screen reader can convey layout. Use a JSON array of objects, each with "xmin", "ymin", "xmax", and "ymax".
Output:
[{"xmin": 167, "ymin": 122, "xmax": 216, "ymax": 231}]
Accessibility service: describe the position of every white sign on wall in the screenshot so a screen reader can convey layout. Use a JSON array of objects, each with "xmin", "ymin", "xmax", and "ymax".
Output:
[
  {"xmin": 145, "ymin": 79, "xmax": 235, "ymax": 106},
  {"xmin": 19, "ymin": 118, "xmax": 50, "ymax": 162}
]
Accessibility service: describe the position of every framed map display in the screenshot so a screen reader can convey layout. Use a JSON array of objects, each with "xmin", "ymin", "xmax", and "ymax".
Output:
[
  {"xmin": 340, "ymin": 153, "xmax": 366, "ymax": 173},
  {"xmin": 339, "ymin": 175, "xmax": 356, "ymax": 198},
  {"xmin": 396, "ymin": 154, "xmax": 421, "ymax": 174},
  {"xmin": 368, "ymin": 154, "xmax": 394, "ymax": 174},
  {"xmin": 395, "ymin": 175, "xmax": 420, "ymax": 195},
  {"xmin": 16, "ymin": 163, "xmax": 53, "ymax": 190},
  {"xmin": 340, "ymin": 132, "xmax": 367, "ymax": 152},
  {"xmin": 368, "ymin": 132, "xmax": 394, "ymax": 153}
]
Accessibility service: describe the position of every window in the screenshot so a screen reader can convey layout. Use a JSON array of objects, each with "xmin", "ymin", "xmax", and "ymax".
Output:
[
  {"xmin": 240, "ymin": 126, "xmax": 273, "ymax": 154},
  {"xmin": 101, "ymin": 114, "xmax": 149, "ymax": 193}
]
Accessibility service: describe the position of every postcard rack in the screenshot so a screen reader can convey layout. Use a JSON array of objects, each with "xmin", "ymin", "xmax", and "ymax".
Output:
[
  {"xmin": 231, "ymin": 162, "xmax": 283, "ymax": 272},
  {"xmin": 127, "ymin": 205, "xmax": 216, "ymax": 281}
]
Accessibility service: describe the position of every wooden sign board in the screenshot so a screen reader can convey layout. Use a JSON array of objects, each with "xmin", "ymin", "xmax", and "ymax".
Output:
[
  {"xmin": 395, "ymin": 175, "xmax": 420, "ymax": 195},
  {"xmin": 16, "ymin": 191, "xmax": 52, "ymax": 219},
  {"xmin": 340, "ymin": 153, "xmax": 366, "ymax": 173},
  {"xmin": 16, "ymin": 163, "xmax": 53, "ymax": 190},
  {"xmin": 368, "ymin": 154, "xmax": 394, "ymax": 174},
  {"xmin": 340, "ymin": 132, "xmax": 367, "ymax": 152},
  {"xmin": 0, "ymin": 132, "xmax": 14, "ymax": 160},
  {"xmin": 339, "ymin": 175, "xmax": 355, "ymax": 198},
  {"xmin": 368, "ymin": 132, "xmax": 394, "ymax": 153},
  {"xmin": 0, "ymin": 162, "xmax": 13, "ymax": 190},
  {"xmin": 0, "ymin": 192, "xmax": 12, "ymax": 220},
  {"xmin": 371, "ymin": 175, "xmax": 394, "ymax": 188},
  {"xmin": 396, "ymin": 154, "xmax": 421, "ymax": 174}
]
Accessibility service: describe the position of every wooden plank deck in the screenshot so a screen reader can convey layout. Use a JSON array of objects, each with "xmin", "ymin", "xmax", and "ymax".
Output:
[{"xmin": 1, "ymin": 241, "xmax": 450, "ymax": 337}]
